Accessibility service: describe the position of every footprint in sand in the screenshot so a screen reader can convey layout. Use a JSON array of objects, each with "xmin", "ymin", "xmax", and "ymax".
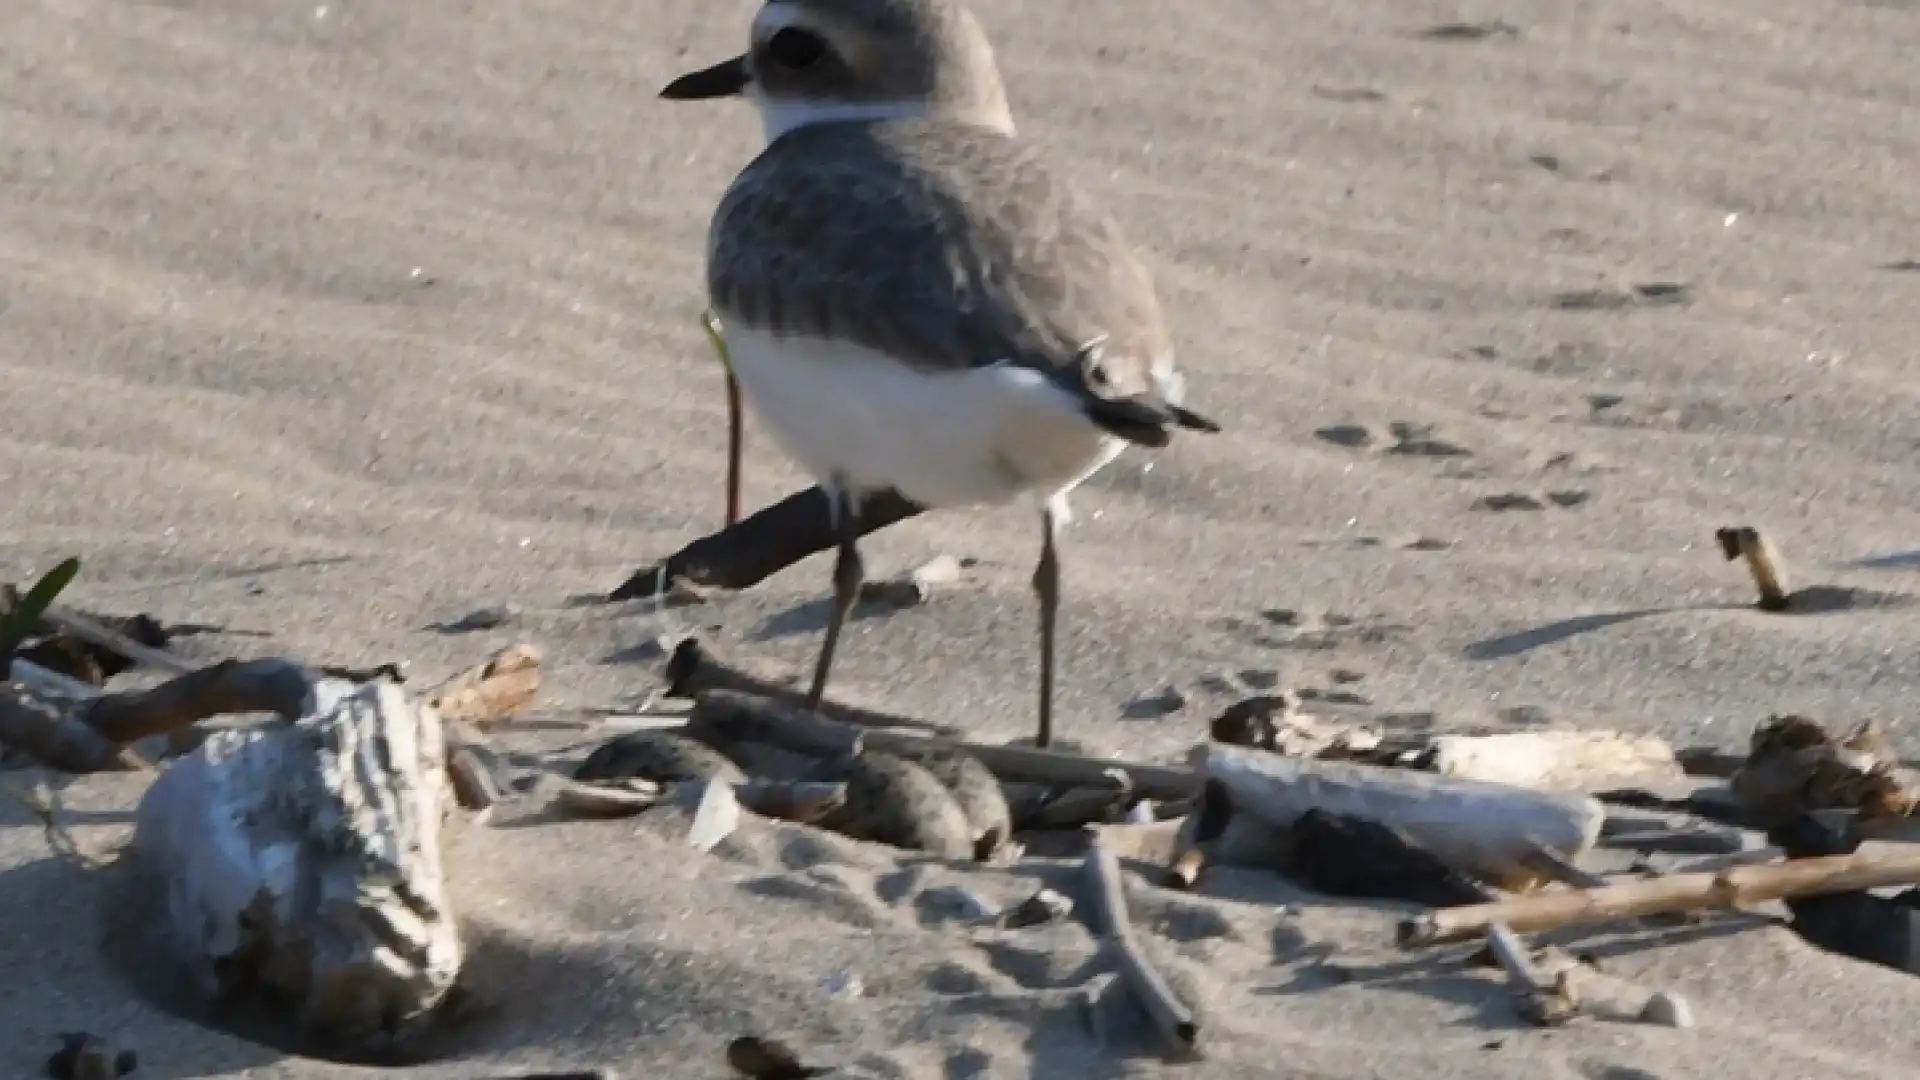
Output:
[
  {"xmin": 1313, "ymin": 420, "xmax": 1473, "ymax": 458},
  {"xmin": 1471, "ymin": 489, "xmax": 1591, "ymax": 511},
  {"xmin": 1550, "ymin": 281, "xmax": 1692, "ymax": 311},
  {"xmin": 1218, "ymin": 608, "xmax": 1415, "ymax": 651}
]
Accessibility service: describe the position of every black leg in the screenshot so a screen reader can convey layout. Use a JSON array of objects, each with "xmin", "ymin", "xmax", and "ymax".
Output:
[
  {"xmin": 805, "ymin": 483, "xmax": 864, "ymax": 711},
  {"xmin": 1032, "ymin": 503, "xmax": 1062, "ymax": 748}
]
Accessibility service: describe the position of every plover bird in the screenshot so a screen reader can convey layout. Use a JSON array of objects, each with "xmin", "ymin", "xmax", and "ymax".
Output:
[{"xmin": 661, "ymin": 0, "xmax": 1220, "ymax": 748}]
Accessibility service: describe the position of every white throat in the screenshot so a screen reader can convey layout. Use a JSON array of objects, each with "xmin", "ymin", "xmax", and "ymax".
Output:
[{"xmin": 752, "ymin": 96, "xmax": 929, "ymax": 143}]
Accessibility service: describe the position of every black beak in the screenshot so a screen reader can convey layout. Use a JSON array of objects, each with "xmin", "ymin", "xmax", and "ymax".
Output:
[{"xmin": 660, "ymin": 55, "xmax": 750, "ymax": 100}]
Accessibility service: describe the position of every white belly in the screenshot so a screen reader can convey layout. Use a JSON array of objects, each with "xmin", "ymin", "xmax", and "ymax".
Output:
[{"xmin": 720, "ymin": 321, "xmax": 1124, "ymax": 511}]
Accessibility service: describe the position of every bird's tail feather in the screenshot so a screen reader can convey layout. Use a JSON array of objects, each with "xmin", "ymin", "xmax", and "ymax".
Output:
[{"xmin": 1083, "ymin": 395, "xmax": 1223, "ymax": 447}]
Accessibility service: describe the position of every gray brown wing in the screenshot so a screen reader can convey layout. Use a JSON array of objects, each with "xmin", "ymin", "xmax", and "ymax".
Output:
[{"xmin": 706, "ymin": 119, "xmax": 1176, "ymax": 410}]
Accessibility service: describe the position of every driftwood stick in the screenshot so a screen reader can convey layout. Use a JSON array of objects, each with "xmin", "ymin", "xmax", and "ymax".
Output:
[
  {"xmin": 447, "ymin": 742, "xmax": 508, "ymax": 813},
  {"xmin": 84, "ymin": 658, "xmax": 313, "ymax": 744},
  {"xmin": 1083, "ymin": 839, "xmax": 1199, "ymax": 1051},
  {"xmin": 41, "ymin": 604, "xmax": 194, "ymax": 675},
  {"xmin": 1487, "ymin": 922, "xmax": 1576, "ymax": 1026},
  {"xmin": 1398, "ymin": 848, "xmax": 1920, "ymax": 947},
  {"xmin": 607, "ymin": 487, "xmax": 926, "ymax": 600},
  {"xmin": 1716, "ymin": 525, "xmax": 1792, "ymax": 612},
  {"xmin": 664, "ymin": 638, "xmax": 956, "ymax": 735},
  {"xmin": 1202, "ymin": 742, "xmax": 1605, "ymax": 880}
]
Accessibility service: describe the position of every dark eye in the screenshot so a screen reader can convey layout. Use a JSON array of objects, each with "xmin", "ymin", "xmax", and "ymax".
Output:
[{"xmin": 766, "ymin": 27, "xmax": 827, "ymax": 69}]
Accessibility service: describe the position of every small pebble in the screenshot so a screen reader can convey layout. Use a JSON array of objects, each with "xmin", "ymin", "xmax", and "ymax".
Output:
[
  {"xmin": 1123, "ymin": 684, "xmax": 1188, "ymax": 720},
  {"xmin": 820, "ymin": 970, "xmax": 864, "ymax": 999},
  {"xmin": 1238, "ymin": 668, "xmax": 1282, "ymax": 691},
  {"xmin": 437, "ymin": 605, "xmax": 517, "ymax": 633},
  {"xmin": 920, "ymin": 884, "xmax": 1000, "ymax": 923},
  {"xmin": 1638, "ymin": 990, "xmax": 1695, "ymax": 1028},
  {"xmin": 1001, "ymin": 887, "xmax": 1075, "ymax": 930},
  {"xmin": 910, "ymin": 553, "xmax": 964, "ymax": 587}
]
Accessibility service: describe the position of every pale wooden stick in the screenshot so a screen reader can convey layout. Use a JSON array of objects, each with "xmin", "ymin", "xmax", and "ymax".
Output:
[
  {"xmin": 1716, "ymin": 525, "xmax": 1792, "ymax": 612},
  {"xmin": 1083, "ymin": 838, "xmax": 1199, "ymax": 1051},
  {"xmin": 1487, "ymin": 922, "xmax": 1576, "ymax": 1026},
  {"xmin": 447, "ymin": 742, "xmax": 508, "ymax": 813},
  {"xmin": 1398, "ymin": 848, "xmax": 1920, "ymax": 947}
]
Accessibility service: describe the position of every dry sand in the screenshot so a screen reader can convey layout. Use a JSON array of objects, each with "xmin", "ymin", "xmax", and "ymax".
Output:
[{"xmin": 5, "ymin": 0, "xmax": 1920, "ymax": 1075}]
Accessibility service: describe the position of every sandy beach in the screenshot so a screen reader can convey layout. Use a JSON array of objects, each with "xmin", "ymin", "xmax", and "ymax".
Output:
[{"xmin": 5, "ymin": 0, "xmax": 1920, "ymax": 1076}]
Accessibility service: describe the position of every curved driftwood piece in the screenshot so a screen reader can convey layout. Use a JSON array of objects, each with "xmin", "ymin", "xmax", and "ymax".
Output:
[
  {"xmin": 4, "ymin": 655, "xmax": 309, "ymax": 772},
  {"xmin": 1398, "ymin": 848, "xmax": 1920, "ymax": 947},
  {"xmin": 608, "ymin": 486, "xmax": 925, "ymax": 600},
  {"xmin": 86, "ymin": 658, "xmax": 313, "ymax": 744},
  {"xmin": 134, "ymin": 677, "xmax": 463, "ymax": 1049},
  {"xmin": 1201, "ymin": 742, "xmax": 1604, "ymax": 881},
  {"xmin": 1083, "ymin": 839, "xmax": 1199, "ymax": 1052}
]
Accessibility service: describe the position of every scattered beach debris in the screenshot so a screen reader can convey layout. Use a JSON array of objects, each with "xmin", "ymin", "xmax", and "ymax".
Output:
[{"xmin": 10, "ymin": 544, "xmax": 1920, "ymax": 1072}]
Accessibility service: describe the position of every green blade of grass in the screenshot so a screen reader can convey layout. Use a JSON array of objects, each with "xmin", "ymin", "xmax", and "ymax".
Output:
[{"xmin": 0, "ymin": 555, "xmax": 81, "ymax": 663}]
